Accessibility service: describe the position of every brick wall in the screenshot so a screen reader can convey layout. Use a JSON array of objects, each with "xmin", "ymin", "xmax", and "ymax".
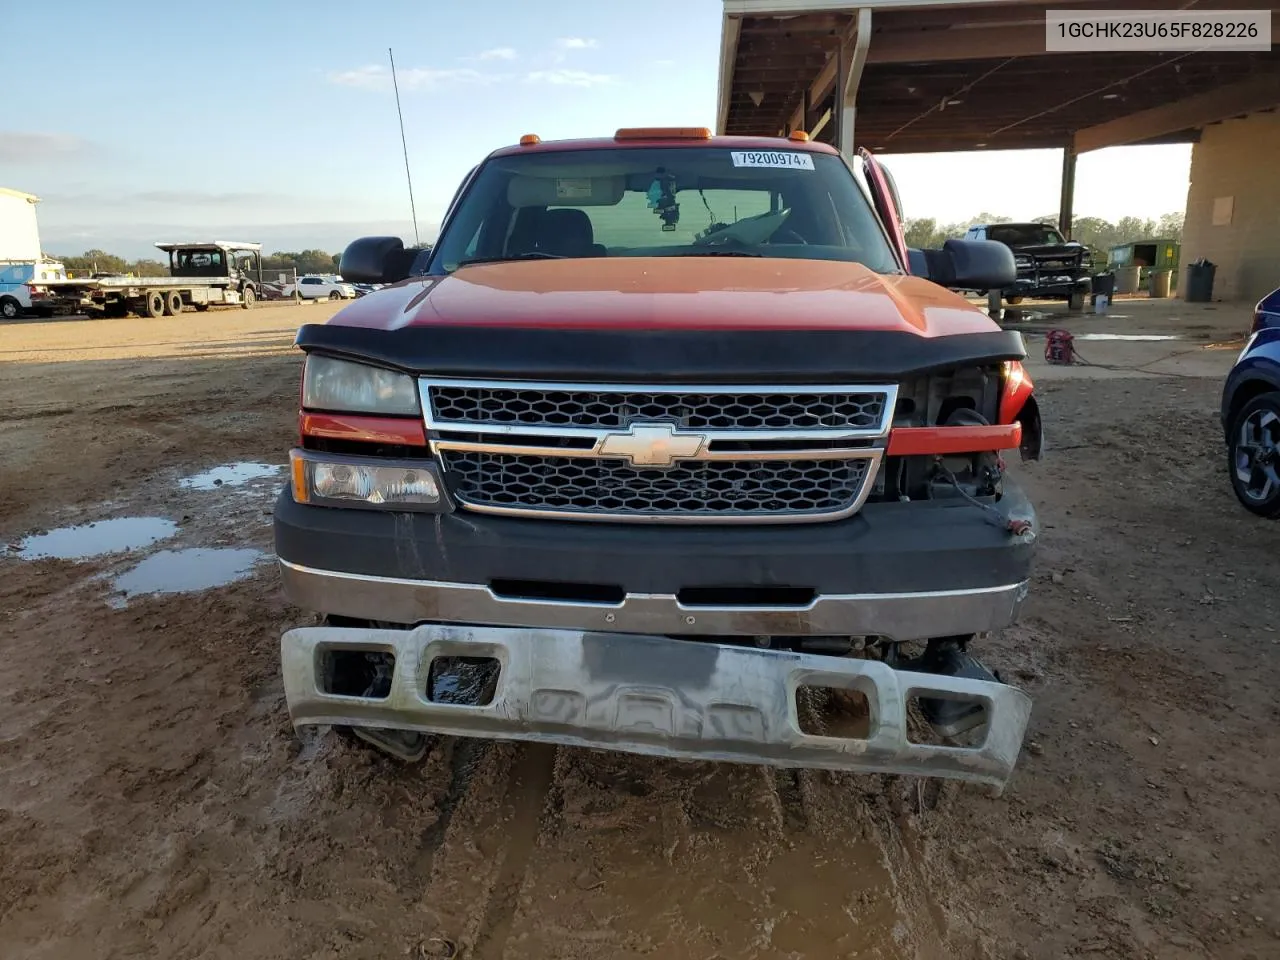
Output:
[{"xmin": 1181, "ymin": 110, "xmax": 1280, "ymax": 303}]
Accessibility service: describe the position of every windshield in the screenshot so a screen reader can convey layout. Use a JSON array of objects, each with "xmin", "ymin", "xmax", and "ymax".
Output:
[
  {"xmin": 987, "ymin": 224, "xmax": 1066, "ymax": 247},
  {"xmin": 427, "ymin": 146, "xmax": 900, "ymax": 274}
]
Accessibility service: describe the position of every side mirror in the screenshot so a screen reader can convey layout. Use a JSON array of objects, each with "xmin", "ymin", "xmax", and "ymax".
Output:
[
  {"xmin": 910, "ymin": 239, "xmax": 1016, "ymax": 290},
  {"xmin": 338, "ymin": 236, "xmax": 418, "ymax": 284}
]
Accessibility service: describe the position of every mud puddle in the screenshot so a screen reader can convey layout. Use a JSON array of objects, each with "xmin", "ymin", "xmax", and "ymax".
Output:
[
  {"xmin": 1075, "ymin": 332, "xmax": 1181, "ymax": 341},
  {"xmin": 110, "ymin": 547, "xmax": 268, "ymax": 604},
  {"xmin": 13, "ymin": 517, "xmax": 178, "ymax": 561},
  {"xmin": 179, "ymin": 461, "xmax": 284, "ymax": 490}
]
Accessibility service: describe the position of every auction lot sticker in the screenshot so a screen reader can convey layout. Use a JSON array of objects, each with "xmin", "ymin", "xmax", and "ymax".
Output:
[{"xmin": 730, "ymin": 151, "xmax": 815, "ymax": 171}]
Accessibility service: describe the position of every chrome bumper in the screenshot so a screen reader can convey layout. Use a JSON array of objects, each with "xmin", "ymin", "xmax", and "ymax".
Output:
[
  {"xmin": 278, "ymin": 560, "xmax": 1029, "ymax": 640},
  {"xmin": 281, "ymin": 624, "xmax": 1033, "ymax": 793}
]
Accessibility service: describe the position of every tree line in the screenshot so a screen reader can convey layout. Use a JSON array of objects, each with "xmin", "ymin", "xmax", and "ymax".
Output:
[{"xmin": 903, "ymin": 211, "xmax": 1185, "ymax": 267}]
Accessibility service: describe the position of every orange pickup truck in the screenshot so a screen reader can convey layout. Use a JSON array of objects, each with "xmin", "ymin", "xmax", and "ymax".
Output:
[{"xmin": 274, "ymin": 128, "xmax": 1044, "ymax": 795}]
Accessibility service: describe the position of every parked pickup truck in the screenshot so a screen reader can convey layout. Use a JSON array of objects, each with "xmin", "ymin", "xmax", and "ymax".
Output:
[
  {"xmin": 275, "ymin": 128, "xmax": 1044, "ymax": 794},
  {"xmin": 30, "ymin": 241, "xmax": 263, "ymax": 318},
  {"xmin": 964, "ymin": 222, "xmax": 1091, "ymax": 311}
]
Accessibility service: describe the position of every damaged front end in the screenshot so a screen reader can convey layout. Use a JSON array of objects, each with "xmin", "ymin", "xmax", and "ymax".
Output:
[{"xmin": 284, "ymin": 623, "xmax": 1033, "ymax": 794}]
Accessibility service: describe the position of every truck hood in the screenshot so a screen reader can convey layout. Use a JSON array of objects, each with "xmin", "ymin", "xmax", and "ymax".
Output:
[{"xmin": 326, "ymin": 257, "xmax": 999, "ymax": 338}]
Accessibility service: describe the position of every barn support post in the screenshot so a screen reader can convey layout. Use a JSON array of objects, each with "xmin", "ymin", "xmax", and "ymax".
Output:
[
  {"xmin": 1059, "ymin": 145, "xmax": 1077, "ymax": 239},
  {"xmin": 835, "ymin": 8, "xmax": 872, "ymax": 158}
]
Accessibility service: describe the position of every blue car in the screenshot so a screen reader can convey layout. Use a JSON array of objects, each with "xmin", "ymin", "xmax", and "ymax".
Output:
[{"xmin": 1223, "ymin": 287, "xmax": 1280, "ymax": 516}]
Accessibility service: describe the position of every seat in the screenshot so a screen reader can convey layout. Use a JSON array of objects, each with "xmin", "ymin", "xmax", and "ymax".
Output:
[{"xmin": 534, "ymin": 209, "xmax": 605, "ymax": 257}]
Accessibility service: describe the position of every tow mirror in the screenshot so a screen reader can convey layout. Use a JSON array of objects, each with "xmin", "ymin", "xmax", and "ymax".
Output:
[
  {"xmin": 339, "ymin": 236, "xmax": 418, "ymax": 284},
  {"xmin": 909, "ymin": 239, "xmax": 1016, "ymax": 291}
]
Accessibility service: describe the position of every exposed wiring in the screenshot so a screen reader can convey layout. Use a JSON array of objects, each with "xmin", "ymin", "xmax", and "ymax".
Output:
[{"xmin": 934, "ymin": 463, "xmax": 1033, "ymax": 536}]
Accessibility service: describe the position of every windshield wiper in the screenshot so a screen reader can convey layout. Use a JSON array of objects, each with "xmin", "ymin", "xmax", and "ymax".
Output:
[
  {"xmin": 673, "ymin": 250, "xmax": 764, "ymax": 258},
  {"xmin": 455, "ymin": 252, "xmax": 566, "ymax": 267}
]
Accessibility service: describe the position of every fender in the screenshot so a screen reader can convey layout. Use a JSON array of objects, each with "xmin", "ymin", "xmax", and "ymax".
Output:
[{"xmin": 998, "ymin": 361, "xmax": 1043, "ymax": 461}]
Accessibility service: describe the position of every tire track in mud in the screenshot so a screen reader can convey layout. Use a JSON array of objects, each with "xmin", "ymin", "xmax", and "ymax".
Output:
[
  {"xmin": 471, "ymin": 743, "xmax": 558, "ymax": 960},
  {"xmin": 409, "ymin": 739, "xmax": 558, "ymax": 957},
  {"xmin": 413, "ymin": 736, "xmax": 493, "ymax": 876}
]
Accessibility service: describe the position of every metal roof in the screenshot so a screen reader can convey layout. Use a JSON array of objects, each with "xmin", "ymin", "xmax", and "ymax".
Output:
[
  {"xmin": 717, "ymin": 0, "xmax": 1280, "ymax": 154},
  {"xmin": 153, "ymin": 241, "xmax": 263, "ymax": 251}
]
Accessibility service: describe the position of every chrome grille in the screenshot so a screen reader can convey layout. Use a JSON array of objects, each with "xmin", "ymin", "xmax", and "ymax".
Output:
[
  {"xmin": 428, "ymin": 385, "xmax": 886, "ymax": 431},
  {"xmin": 441, "ymin": 452, "xmax": 870, "ymax": 517},
  {"xmin": 420, "ymin": 378, "xmax": 895, "ymax": 524}
]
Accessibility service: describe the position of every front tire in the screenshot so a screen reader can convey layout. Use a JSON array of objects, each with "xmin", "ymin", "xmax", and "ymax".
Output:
[
  {"xmin": 1228, "ymin": 391, "xmax": 1280, "ymax": 518},
  {"xmin": 0, "ymin": 296, "xmax": 20, "ymax": 320},
  {"xmin": 241, "ymin": 285, "xmax": 256, "ymax": 309},
  {"xmin": 1068, "ymin": 290, "xmax": 1086, "ymax": 311}
]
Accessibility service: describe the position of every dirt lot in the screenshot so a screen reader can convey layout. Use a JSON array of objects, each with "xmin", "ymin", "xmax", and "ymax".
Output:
[{"xmin": 2, "ymin": 297, "xmax": 1278, "ymax": 959}]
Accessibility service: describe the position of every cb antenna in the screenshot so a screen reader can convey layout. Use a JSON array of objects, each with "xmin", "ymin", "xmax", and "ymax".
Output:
[{"xmin": 388, "ymin": 47, "xmax": 420, "ymax": 246}]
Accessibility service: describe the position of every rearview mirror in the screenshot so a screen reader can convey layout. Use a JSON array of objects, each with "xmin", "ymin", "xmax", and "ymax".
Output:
[
  {"xmin": 339, "ymin": 236, "xmax": 418, "ymax": 284},
  {"xmin": 908, "ymin": 239, "xmax": 1016, "ymax": 291}
]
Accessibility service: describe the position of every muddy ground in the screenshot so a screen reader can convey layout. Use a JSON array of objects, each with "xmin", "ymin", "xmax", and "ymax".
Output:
[{"xmin": 1, "ymin": 297, "xmax": 1277, "ymax": 959}]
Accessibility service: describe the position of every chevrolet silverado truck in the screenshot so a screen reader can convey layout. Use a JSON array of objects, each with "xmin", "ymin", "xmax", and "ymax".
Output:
[
  {"xmin": 275, "ymin": 128, "xmax": 1044, "ymax": 794},
  {"xmin": 964, "ymin": 222, "xmax": 1091, "ymax": 312}
]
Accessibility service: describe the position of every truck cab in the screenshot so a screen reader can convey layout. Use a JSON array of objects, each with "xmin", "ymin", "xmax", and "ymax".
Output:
[{"xmin": 159, "ymin": 241, "xmax": 262, "ymax": 298}]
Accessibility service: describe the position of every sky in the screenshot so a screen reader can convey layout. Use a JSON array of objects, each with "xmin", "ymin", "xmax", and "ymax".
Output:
[{"xmin": 4, "ymin": 0, "xmax": 1192, "ymax": 261}]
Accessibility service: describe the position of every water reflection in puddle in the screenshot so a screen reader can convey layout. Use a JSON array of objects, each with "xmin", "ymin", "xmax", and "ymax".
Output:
[
  {"xmin": 1075, "ymin": 333, "xmax": 1181, "ymax": 341},
  {"xmin": 15, "ymin": 517, "xmax": 178, "ymax": 561},
  {"xmin": 111, "ymin": 547, "xmax": 268, "ymax": 603},
  {"xmin": 179, "ymin": 462, "xmax": 284, "ymax": 490}
]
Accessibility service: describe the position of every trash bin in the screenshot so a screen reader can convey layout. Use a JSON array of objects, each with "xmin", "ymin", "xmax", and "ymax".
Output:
[
  {"xmin": 1186, "ymin": 260, "xmax": 1216, "ymax": 302},
  {"xmin": 1091, "ymin": 272, "xmax": 1116, "ymax": 299},
  {"xmin": 1149, "ymin": 268, "xmax": 1173, "ymax": 299},
  {"xmin": 1115, "ymin": 264, "xmax": 1141, "ymax": 295}
]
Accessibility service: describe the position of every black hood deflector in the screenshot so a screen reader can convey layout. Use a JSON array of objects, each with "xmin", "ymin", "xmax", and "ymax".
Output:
[{"xmin": 295, "ymin": 323, "xmax": 1027, "ymax": 383}]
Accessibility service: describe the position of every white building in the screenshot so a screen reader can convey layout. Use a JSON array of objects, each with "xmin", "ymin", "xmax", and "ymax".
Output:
[{"xmin": 0, "ymin": 187, "xmax": 44, "ymax": 262}]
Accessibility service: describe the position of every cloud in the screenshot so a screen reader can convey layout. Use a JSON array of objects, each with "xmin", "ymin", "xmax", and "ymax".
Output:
[
  {"xmin": 556, "ymin": 37, "xmax": 598, "ymax": 49},
  {"xmin": 525, "ymin": 69, "xmax": 616, "ymax": 88},
  {"xmin": 474, "ymin": 47, "xmax": 517, "ymax": 61},
  {"xmin": 0, "ymin": 132, "xmax": 93, "ymax": 163},
  {"xmin": 329, "ymin": 64, "xmax": 503, "ymax": 92}
]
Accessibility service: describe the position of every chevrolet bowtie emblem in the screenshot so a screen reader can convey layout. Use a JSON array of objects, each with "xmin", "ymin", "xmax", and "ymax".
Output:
[{"xmin": 597, "ymin": 423, "xmax": 706, "ymax": 467}]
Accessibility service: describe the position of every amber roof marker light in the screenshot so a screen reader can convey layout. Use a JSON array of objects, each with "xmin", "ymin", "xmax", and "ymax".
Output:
[
  {"xmin": 519, "ymin": 134, "xmax": 541, "ymax": 145},
  {"xmin": 788, "ymin": 130, "xmax": 811, "ymax": 142},
  {"xmin": 614, "ymin": 127, "xmax": 713, "ymax": 140}
]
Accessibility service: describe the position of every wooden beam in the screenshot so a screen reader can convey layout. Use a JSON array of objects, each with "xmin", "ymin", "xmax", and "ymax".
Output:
[
  {"xmin": 716, "ymin": 14, "xmax": 743, "ymax": 135},
  {"xmin": 867, "ymin": 24, "xmax": 1047, "ymax": 64},
  {"xmin": 1074, "ymin": 73, "xmax": 1280, "ymax": 153},
  {"xmin": 810, "ymin": 106, "xmax": 833, "ymax": 139}
]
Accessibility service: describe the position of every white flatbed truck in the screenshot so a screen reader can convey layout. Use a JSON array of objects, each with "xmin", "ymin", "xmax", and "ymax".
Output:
[{"xmin": 32, "ymin": 241, "xmax": 264, "ymax": 318}]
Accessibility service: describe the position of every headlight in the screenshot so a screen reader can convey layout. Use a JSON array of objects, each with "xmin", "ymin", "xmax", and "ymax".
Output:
[
  {"xmin": 1014, "ymin": 256, "xmax": 1032, "ymax": 268},
  {"xmin": 302, "ymin": 355, "xmax": 419, "ymax": 415},
  {"xmin": 290, "ymin": 450, "xmax": 448, "ymax": 511}
]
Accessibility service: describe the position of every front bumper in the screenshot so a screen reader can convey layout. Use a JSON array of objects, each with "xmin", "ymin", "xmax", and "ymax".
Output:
[
  {"xmin": 1007, "ymin": 275, "xmax": 1090, "ymax": 299},
  {"xmin": 282, "ymin": 623, "xmax": 1033, "ymax": 792},
  {"xmin": 274, "ymin": 480, "xmax": 1037, "ymax": 640}
]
